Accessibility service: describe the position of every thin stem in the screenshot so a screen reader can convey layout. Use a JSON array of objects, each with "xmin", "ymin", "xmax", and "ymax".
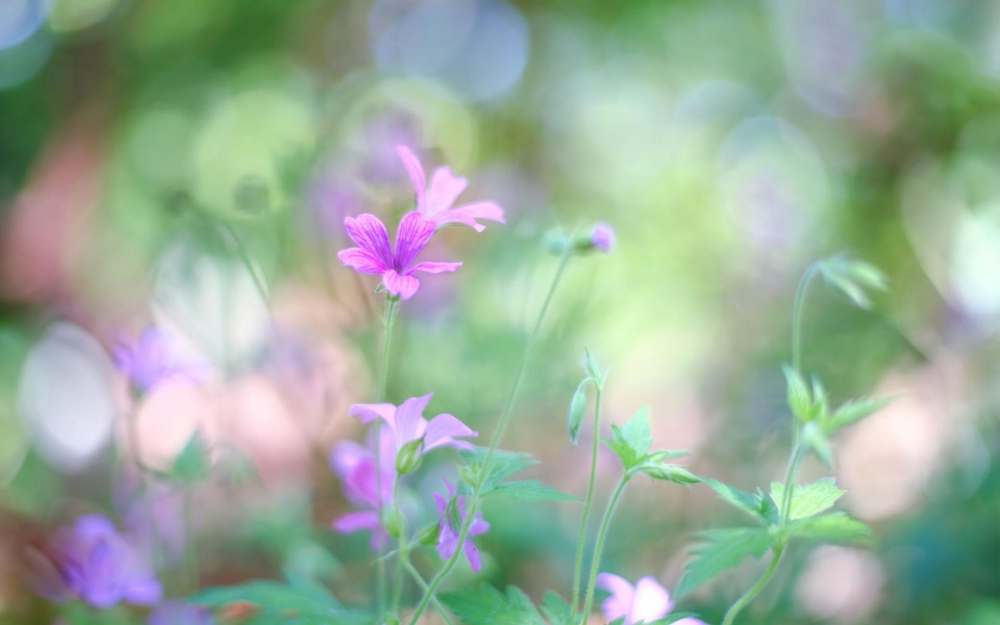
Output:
[
  {"xmin": 391, "ymin": 480, "xmax": 406, "ymax": 617},
  {"xmin": 779, "ymin": 436, "xmax": 804, "ymax": 524},
  {"xmin": 580, "ymin": 475, "xmax": 629, "ymax": 624},
  {"xmin": 791, "ymin": 262, "xmax": 820, "ymax": 377},
  {"xmin": 408, "ymin": 248, "xmax": 575, "ymax": 625},
  {"xmin": 720, "ymin": 546, "xmax": 784, "ymax": 625},
  {"xmin": 374, "ymin": 298, "xmax": 399, "ymax": 619},
  {"xmin": 404, "ymin": 559, "xmax": 456, "ymax": 625},
  {"xmin": 221, "ymin": 223, "xmax": 270, "ymax": 307},
  {"xmin": 184, "ymin": 487, "xmax": 199, "ymax": 591},
  {"xmin": 571, "ymin": 384, "xmax": 603, "ymax": 611}
]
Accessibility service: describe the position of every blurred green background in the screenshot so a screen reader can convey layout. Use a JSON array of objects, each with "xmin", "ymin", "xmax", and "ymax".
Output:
[{"xmin": 0, "ymin": 0, "xmax": 998, "ymax": 623}]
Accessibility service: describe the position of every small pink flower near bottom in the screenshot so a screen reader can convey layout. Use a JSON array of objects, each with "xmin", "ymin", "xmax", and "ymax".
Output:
[
  {"xmin": 435, "ymin": 479, "xmax": 490, "ymax": 572},
  {"xmin": 596, "ymin": 573, "xmax": 707, "ymax": 625}
]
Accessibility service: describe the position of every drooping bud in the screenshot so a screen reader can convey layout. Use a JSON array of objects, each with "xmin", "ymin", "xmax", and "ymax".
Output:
[
  {"xmin": 386, "ymin": 510, "xmax": 406, "ymax": 539},
  {"xmin": 644, "ymin": 464, "xmax": 701, "ymax": 485},
  {"xmin": 416, "ymin": 522, "xmax": 441, "ymax": 546},
  {"xmin": 572, "ymin": 222, "xmax": 615, "ymax": 253},
  {"xmin": 568, "ymin": 379, "xmax": 589, "ymax": 445},
  {"xmin": 583, "ymin": 347, "xmax": 605, "ymax": 385},
  {"xmin": 395, "ymin": 438, "xmax": 425, "ymax": 475}
]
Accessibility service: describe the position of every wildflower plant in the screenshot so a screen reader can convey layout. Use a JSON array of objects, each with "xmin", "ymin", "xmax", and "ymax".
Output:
[{"xmin": 28, "ymin": 143, "xmax": 895, "ymax": 625}]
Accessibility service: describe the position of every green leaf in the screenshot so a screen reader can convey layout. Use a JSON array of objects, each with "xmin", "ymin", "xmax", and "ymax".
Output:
[
  {"xmin": 782, "ymin": 512, "xmax": 873, "ymax": 545},
  {"xmin": 782, "ymin": 365, "xmax": 812, "ymax": 422},
  {"xmin": 825, "ymin": 396, "xmax": 893, "ymax": 434},
  {"xmin": 803, "ymin": 421, "xmax": 834, "ymax": 467},
  {"xmin": 605, "ymin": 406, "xmax": 652, "ymax": 469},
  {"xmin": 634, "ymin": 462, "xmax": 700, "ymax": 485},
  {"xmin": 440, "ymin": 584, "xmax": 546, "ymax": 625},
  {"xmin": 678, "ymin": 527, "xmax": 775, "ymax": 595},
  {"xmin": 460, "ymin": 447, "xmax": 537, "ymax": 495},
  {"xmin": 645, "ymin": 615, "xmax": 702, "ymax": 625},
  {"xmin": 771, "ymin": 478, "xmax": 846, "ymax": 521},
  {"xmin": 810, "ymin": 377, "xmax": 829, "ymax": 421},
  {"xmin": 702, "ymin": 479, "xmax": 769, "ymax": 525},
  {"xmin": 568, "ymin": 379, "xmax": 590, "ymax": 445},
  {"xmin": 487, "ymin": 480, "xmax": 582, "ymax": 502},
  {"xmin": 193, "ymin": 577, "xmax": 370, "ymax": 624},
  {"xmin": 818, "ymin": 255, "xmax": 888, "ymax": 310},
  {"xmin": 584, "ymin": 348, "xmax": 605, "ymax": 385},
  {"xmin": 170, "ymin": 430, "xmax": 211, "ymax": 484},
  {"xmin": 540, "ymin": 591, "xmax": 575, "ymax": 625}
]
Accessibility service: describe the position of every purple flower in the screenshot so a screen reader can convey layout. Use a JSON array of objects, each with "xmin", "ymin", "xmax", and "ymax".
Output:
[
  {"xmin": 596, "ymin": 574, "xmax": 707, "ymax": 625},
  {"xmin": 395, "ymin": 145, "xmax": 506, "ymax": 233},
  {"xmin": 329, "ymin": 429, "xmax": 396, "ymax": 550},
  {"xmin": 590, "ymin": 222, "xmax": 615, "ymax": 253},
  {"xmin": 434, "ymin": 479, "xmax": 490, "ymax": 572},
  {"xmin": 349, "ymin": 393, "xmax": 477, "ymax": 455},
  {"xmin": 337, "ymin": 211, "xmax": 461, "ymax": 300},
  {"xmin": 112, "ymin": 328, "xmax": 204, "ymax": 394},
  {"xmin": 41, "ymin": 514, "xmax": 162, "ymax": 609},
  {"xmin": 148, "ymin": 601, "xmax": 214, "ymax": 625}
]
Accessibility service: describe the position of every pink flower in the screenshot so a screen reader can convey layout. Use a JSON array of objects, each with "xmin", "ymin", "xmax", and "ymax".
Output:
[
  {"xmin": 395, "ymin": 145, "xmax": 505, "ymax": 233},
  {"xmin": 596, "ymin": 574, "xmax": 707, "ymax": 625},
  {"xmin": 329, "ymin": 429, "xmax": 396, "ymax": 550},
  {"xmin": 434, "ymin": 479, "xmax": 490, "ymax": 572},
  {"xmin": 349, "ymin": 393, "xmax": 477, "ymax": 454},
  {"xmin": 337, "ymin": 211, "xmax": 461, "ymax": 300},
  {"xmin": 112, "ymin": 328, "xmax": 205, "ymax": 395},
  {"xmin": 590, "ymin": 222, "xmax": 615, "ymax": 253}
]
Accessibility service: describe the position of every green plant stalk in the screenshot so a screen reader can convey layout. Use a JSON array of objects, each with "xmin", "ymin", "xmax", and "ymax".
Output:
[
  {"xmin": 579, "ymin": 475, "xmax": 629, "ymax": 624},
  {"xmin": 791, "ymin": 262, "xmax": 820, "ymax": 377},
  {"xmin": 720, "ymin": 546, "xmax": 785, "ymax": 625},
  {"xmin": 403, "ymin": 559, "xmax": 456, "ymax": 625},
  {"xmin": 407, "ymin": 248, "xmax": 575, "ymax": 625},
  {"xmin": 571, "ymin": 384, "xmax": 603, "ymax": 612},
  {"xmin": 184, "ymin": 487, "xmax": 198, "ymax": 591},
  {"xmin": 374, "ymin": 297, "xmax": 399, "ymax": 619},
  {"xmin": 391, "ymin": 480, "xmax": 406, "ymax": 617}
]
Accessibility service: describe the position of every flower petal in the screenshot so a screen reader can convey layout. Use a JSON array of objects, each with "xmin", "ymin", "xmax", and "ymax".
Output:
[
  {"xmin": 631, "ymin": 577, "xmax": 671, "ymax": 624},
  {"xmin": 383, "ymin": 269, "xmax": 420, "ymax": 300},
  {"xmin": 463, "ymin": 538, "xmax": 483, "ymax": 572},
  {"xmin": 333, "ymin": 510, "xmax": 381, "ymax": 534},
  {"xmin": 337, "ymin": 247, "xmax": 387, "ymax": 274},
  {"xmin": 393, "ymin": 394, "xmax": 433, "ymax": 446},
  {"xmin": 349, "ymin": 403, "xmax": 397, "ymax": 427},
  {"xmin": 344, "ymin": 214, "xmax": 393, "ymax": 267},
  {"xmin": 410, "ymin": 261, "xmax": 462, "ymax": 274},
  {"xmin": 393, "ymin": 211, "xmax": 436, "ymax": 271},
  {"xmin": 596, "ymin": 573, "xmax": 634, "ymax": 624},
  {"xmin": 432, "ymin": 201, "xmax": 506, "ymax": 232},
  {"xmin": 396, "ymin": 145, "xmax": 427, "ymax": 212},
  {"xmin": 423, "ymin": 413, "xmax": 477, "ymax": 451},
  {"xmin": 425, "ymin": 167, "xmax": 468, "ymax": 216},
  {"xmin": 329, "ymin": 440, "xmax": 370, "ymax": 477},
  {"xmin": 121, "ymin": 577, "xmax": 163, "ymax": 606}
]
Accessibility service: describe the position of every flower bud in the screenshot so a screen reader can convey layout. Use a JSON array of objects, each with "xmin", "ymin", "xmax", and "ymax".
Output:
[
  {"xmin": 568, "ymin": 379, "xmax": 589, "ymax": 445},
  {"xmin": 395, "ymin": 438, "xmax": 425, "ymax": 475},
  {"xmin": 544, "ymin": 229, "xmax": 570, "ymax": 255},
  {"xmin": 386, "ymin": 510, "xmax": 406, "ymax": 539},
  {"xmin": 416, "ymin": 522, "xmax": 441, "ymax": 546},
  {"xmin": 645, "ymin": 464, "xmax": 701, "ymax": 485},
  {"xmin": 572, "ymin": 222, "xmax": 615, "ymax": 253}
]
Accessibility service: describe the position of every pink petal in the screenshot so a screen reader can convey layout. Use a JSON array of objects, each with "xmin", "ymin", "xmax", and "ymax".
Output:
[
  {"xmin": 631, "ymin": 577, "xmax": 671, "ymax": 624},
  {"xmin": 344, "ymin": 214, "xmax": 393, "ymax": 267},
  {"xmin": 410, "ymin": 261, "xmax": 462, "ymax": 274},
  {"xmin": 329, "ymin": 440, "xmax": 370, "ymax": 476},
  {"xmin": 424, "ymin": 413, "xmax": 477, "ymax": 451},
  {"xmin": 393, "ymin": 211, "xmax": 436, "ymax": 271},
  {"xmin": 337, "ymin": 247, "xmax": 387, "ymax": 274},
  {"xmin": 395, "ymin": 145, "xmax": 426, "ymax": 212},
  {"xmin": 432, "ymin": 201, "xmax": 506, "ymax": 232},
  {"xmin": 393, "ymin": 393, "xmax": 433, "ymax": 447},
  {"xmin": 122, "ymin": 578, "xmax": 163, "ymax": 606},
  {"xmin": 434, "ymin": 492, "xmax": 448, "ymax": 517},
  {"xmin": 349, "ymin": 403, "xmax": 397, "ymax": 427},
  {"xmin": 463, "ymin": 539, "xmax": 483, "ymax": 572},
  {"xmin": 425, "ymin": 167, "xmax": 468, "ymax": 216},
  {"xmin": 333, "ymin": 510, "xmax": 381, "ymax": 534},
  {"xmin": 383, "ymin": 269, "xmax": 420, "ymax": 300},
  {"xmin": 596, "ymin": 573, "xmax": 634, "ymax": 624}
]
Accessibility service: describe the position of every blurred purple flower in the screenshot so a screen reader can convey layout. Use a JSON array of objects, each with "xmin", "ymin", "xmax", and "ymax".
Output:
[
  {"xmin": 395, "ymin": 145, "xmax": 506, "ymax": 233},
  {"xmin": 434, "ymin": 479, "xmax": 489, "ymax": 572},
  {"xmin": 112, "ymin": 327, "xmax": 204, "ymax": 395},
  {"xmin": 349, "ymin": 393, "xmax": 477, "ymax": 454},
  {"xmin": 148, "ymin": 601, "xmax": 214, "ymax": 625},
  {"xmin": 40, "ymin": 514, "xmax": 162, "ymax": 609},
  {"xmin": 337, "ymin": 211, "xmax": 461, "ymax": 300},
  {"xmin": 329, "ymin": 429, "xmax": 396, "ymax": 550},
  {"xmin": 590, "ymin": 222, "xmax": 615, "ymax": 253},
  {"xmin": 597, "ymin": 574, "xmax": 707, "ymax": 625}
]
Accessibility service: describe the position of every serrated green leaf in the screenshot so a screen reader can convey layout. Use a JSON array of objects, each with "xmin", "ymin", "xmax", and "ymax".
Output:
[
  {"xmin": 486, "ymin": 480, "xmax": 582, "ymax": 502},
  {"xmin": 192, "ymin": 578, "xmax": 369, "ymax": 623},
  {"xmin": 678, "ymin": 527, "xmax": 775, "ymax": 595},
  {"xmin": 440, "ymin": 584, "xmax": 545, "ymax": 625},
  {"xmin": 782, "ymin": 512, "xmax": 873, "ymax": 545},
  {"xmin": 568, "ymin": 379, "xmax": 589, "ymax": 445},
  {"xmin": 755, "ymin": 488, "xmax": 780, "ymax": 526},
  {"xmin": 825, "ymin": 396, "xmax": 893, "ymax": 434},
  {"xmin": 771, "ymin": 478, "xmax": 846, "ymax": 521},
  {"xmin": 170, "ymin": 430, "xmax": 211, "ymax": 484},
  {"xmin": 702, "ymin": 479, "xmax": 768, "ymax": 525},
  {"xmin": 819, "ymin": 255, "xmax": 887, "ymax": 310},
  {"xmin": 605, "ymin": 407, "xmax": 653, "ymax": 469},
  {"xmin": 540, "ymin": 591, "xmax": 575, "ymax": 625},
  {"xmin": 782, "ymin": 365, "xmax": 812, "ymax": 422},
  {"xmin": 803, "ymin": 422, "xmax": 834, "ymax": 467},
  {"xmin": 460, "ymin": 447, "xmax": 538, "ymax": 495}
]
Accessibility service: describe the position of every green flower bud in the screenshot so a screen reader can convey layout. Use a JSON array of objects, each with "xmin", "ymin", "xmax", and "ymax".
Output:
[
  {"xmin": 416, "ymin": 522, "xmax": 441, "ymax": 546},
  {"xmin": 567, "ymin": 379, "xmax": 589, "ymax": 445},
  {"xmin": 386, "ymin": 510, "xmax": 406, "ymax": 539},
  {"xmin": 395, "ymin": 438, "xmax": 425, "ymax": 475}
]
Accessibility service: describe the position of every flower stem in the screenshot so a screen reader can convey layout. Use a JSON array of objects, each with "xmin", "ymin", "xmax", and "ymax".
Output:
[
  {"xmin": 404, "ymin": 558, "xmax": 456, "ymax": 625},
  {"xmin": 407, "ymin": 248, "xmax": 575, "ymax": 625},
  {"xmin": 571, "ymin": 384, "xmax": 603, "ymax": 612},
  {"xmin": 391, "ymin": 480, "xmax": 406, "ymax": 617},
  {"xmin": 374, "ymin": 297, "xmax": 399, "ymax": 619},
  {"xmin": 579, "ymin": 474, "xmax": 629, "ymax": 624},
  {"xmin": 791, "ymin": 262, "xmax": 820, "ymax": 377},
  {"xmin": 184, "ymin": 487, "xmax": 199, "ymax": 591},
  {"xmin": 720, "ymin": 546, "xmax": 784, "ymax": 625}
]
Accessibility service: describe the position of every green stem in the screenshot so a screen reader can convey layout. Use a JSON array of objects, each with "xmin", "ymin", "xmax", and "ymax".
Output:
[
  {"xmin": 374, "ymin": 297, "xmax": 399, "ymax": 619},
  {"xmin": 579, "ymin": 475, "xmax": 629, "ymax": 624},
  {"xmin": 184, "ymin": 487, "xmax": 198, "ymax": 591},
  {"xmin": 408, "ymin": 248, "xmax": 575, "ymax": 625},
  {"xmin": 720, "ymin": 546, "xmax": 784, "ymax": 625},
  {"xmin": 391, "ymin": 480, "xmax": 406, "ymax": 617},
  {"xmin": 404, "ymin": 559, "xmax": 456, "ymax": 625},
  {"xmin": 779, "ymin": 435, "xmax": 805, "ymax": 524},
  {"xmin": 571, "ymin": 384, "xmax": 603, "ymax": 612},
  {"xmin": 791, "ymin": 262, "xmax": 820, "ymax": 377}
]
